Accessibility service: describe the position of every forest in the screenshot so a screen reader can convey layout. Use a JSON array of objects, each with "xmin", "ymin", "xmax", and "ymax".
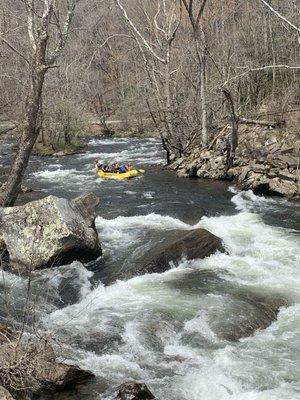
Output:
[
  {"xmin": 0, "ymin": 0, "xmax": 299, "ymax": 204},
  {"xmin": 0, "ymin": 2, "xmax": 299, "ymax": 400}
]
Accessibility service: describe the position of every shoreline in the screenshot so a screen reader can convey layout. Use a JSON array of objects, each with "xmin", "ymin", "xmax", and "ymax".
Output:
[{"xmin": 168, "ymin": 124, "xmax": 299, "ymax": 200}]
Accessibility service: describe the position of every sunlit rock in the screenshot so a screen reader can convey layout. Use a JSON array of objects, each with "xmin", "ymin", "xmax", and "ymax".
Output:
[{"xmin": 0, "ymin": 193, "xmax": 102, "ymax": 272}]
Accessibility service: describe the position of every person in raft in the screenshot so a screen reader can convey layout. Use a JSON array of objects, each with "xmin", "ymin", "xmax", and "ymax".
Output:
[
  {"xmin": 95, "ymin": 160, "xmax": 110, "ymax": 172},
  {"xmin": 95, "ymin": 160, "xmax": 132, "ymax": 173},
  {"xmin": 118, "ymin": 164, "xmax": 128, "ymax": 173},
  {"xmin": 95, "ymin": 159, "xmax": 102, "ymax": 170}
]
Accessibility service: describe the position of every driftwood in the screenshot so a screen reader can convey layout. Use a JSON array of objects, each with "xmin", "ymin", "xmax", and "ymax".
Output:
[{"xmin": 239, "ymin": 118, "xmax": 285, "ymax": 128}]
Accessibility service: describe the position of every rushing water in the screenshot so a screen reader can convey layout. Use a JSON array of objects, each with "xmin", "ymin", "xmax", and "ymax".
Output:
[{"xmin": 0, "ymin": 137, "xmax": 300, "ymax": 400}]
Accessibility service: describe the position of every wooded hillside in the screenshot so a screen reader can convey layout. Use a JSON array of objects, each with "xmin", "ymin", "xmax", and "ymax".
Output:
[{"xmin": 0, "ymin": 0, "xmax": 299, "ymax": 203}]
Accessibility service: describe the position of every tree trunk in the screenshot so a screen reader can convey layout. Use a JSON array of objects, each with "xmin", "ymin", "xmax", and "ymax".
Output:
[
  {"xmin": 222, "ymin": 88, "xmax": 238, "ymax": 168},
  {"xmin": 0, "ymin": 66, "xmax": 46, "ymax": 206},
  {"xmin": 193, "ymin": 27, "xmax": 208, "ymax": 147},
  {"xmin": 200, "ymin": 57, "xmax": 208, "ymax": 147},
  {"xmin": 99, "ymin": 115, "xmax": 114, "ymax": 136}
]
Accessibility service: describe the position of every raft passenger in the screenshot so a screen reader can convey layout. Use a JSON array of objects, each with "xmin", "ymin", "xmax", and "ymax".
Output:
[{"xmin": 118, "ymin": 164, "xmax": 128, "ymax": 173}]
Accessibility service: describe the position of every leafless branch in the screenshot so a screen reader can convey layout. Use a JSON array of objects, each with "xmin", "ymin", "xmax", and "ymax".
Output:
[
  {"xmin": 0, "ymin": 36, "xmax": 30, "ymax": 64},
  {"xmin": 259, "ymin": 0, "xmax": 300, "ymax": 34},
  {"xmin": 115, "ymin": 0, "xmax": 166, "ymax": 64}
]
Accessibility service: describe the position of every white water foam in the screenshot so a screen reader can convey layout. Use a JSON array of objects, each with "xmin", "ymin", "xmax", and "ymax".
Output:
[
  {"xmin": 230, "ymin": 188, "xmax": 287, "ymax": 213},
  {"xmin": 42, "ymin": 188, "xmax": 300, "ymax": 400},
  {"xmin": 95, "ymin": 213, "xmax": 190, "ymax": 258},
  {"xmin": 195, "ymin": 211, "xmax": 300, "ymax": 297},
  {"xmin": 88, "ymin": 138, "xmax": 131, "ymax": 146},
  {"xmin": 143, "ymin": 191, "xmax": 155, "ymax": 199},
  {"xmin": 80, "ymin": 147, "xmax": 163, "ymax": 165}
]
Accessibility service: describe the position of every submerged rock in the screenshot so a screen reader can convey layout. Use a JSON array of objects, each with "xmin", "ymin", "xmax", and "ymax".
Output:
[
  {"xmin": 219, "ymin": 292, "xmax": 288, "ymax": 341},
  {"xmin": 0, "ymin": 193, "xmax": 102, "ymax": 272},
  {"xmin": 134, "ymin": 228, "xmax": 224, "ymax": 277},
  {"xmin": 116, "ymin": 382, "xmax": 155, "ymax": 400}
]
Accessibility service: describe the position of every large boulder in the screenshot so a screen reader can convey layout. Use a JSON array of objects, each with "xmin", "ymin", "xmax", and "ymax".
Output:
[
  {"xmin": 252, "ymin": 177, "xmax": 298, "ymax": 198},
  {"xmin": 132, "ymin": 228, "xmax": 224, "ymax": 277},
  {"xmin": 116, "ymin": 382, "xmax": 155, "ymax": 400},
  {"xmin": 0, "ymin": 193, "xmax": 102, "ymax": 272}
]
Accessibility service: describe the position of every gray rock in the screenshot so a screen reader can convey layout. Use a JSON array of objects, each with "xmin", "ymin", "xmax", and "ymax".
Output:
[
  {"xmin": 188, "ymin": 165, "xmax": 198, "ymax": 178},
  {"xmin": 250, "ymin": 163, "xmax": 269, "ymax": 174},
  {"xmin": 268, "ymin": 154, "xmax": 299, "ymax": 169},
  {"xmin": 269, "ymin": 178, "xmax": 297, "ymax": 198},
  {"xmin": 227, "ymin": 167, "xmax": 242, "ymax": 179},
  {"xmin": 267, "ymin": 170, "xmax": 278, "ymax": 179},
  {"xmin": 196, "ymin": 166, "xmax": 207, "ymax": 178},
  {"xmin": 20, "ymin": 185, "xmax": 33, "ymax": 193},
  {"xmin": 168, "ymin": 157, "xmax": 184, "ymax": 170},
  {"xmin": 253, "ymin": 178, "xmax": 298, "ymax": 198},
  {"xmin": 278, "ymin": 170, "xmax": 296, "ymax": 182},
  {"xmin": 266, "ymin": 142, "xmax": 281, "ymax": 154},
  {"xmin": 220, "ymin": 293, "xmax": 288, "ymax": 341},
  {"xmin": 177, "ymin": 169, "xmax": 188, "ymax": 178},
  {"xmin": 238, "ymin": 166, "xmax": 250, "ymax": 184},
  {"xmin": 135, "ymin": 228, "xmax": 224, "ymax": 276},
  {"xmin": 116, "ymin": 382, "xmax": 155, "ymax": 400},
  {"xmin": 0, "ymin": 193, "xmax": 102, "ymax": 272},
  {"xmin": 280, "ymin": 145, "xmax": 295, "ymax": 154}
]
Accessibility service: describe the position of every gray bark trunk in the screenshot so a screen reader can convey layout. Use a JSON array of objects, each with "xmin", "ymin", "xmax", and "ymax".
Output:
[{"xmin": 0, "ymin": 66, "xmax": 46, "ymax": 206}]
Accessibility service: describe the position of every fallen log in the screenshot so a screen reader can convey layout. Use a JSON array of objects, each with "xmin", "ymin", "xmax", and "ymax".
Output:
[{"xmin": 238, "ymin": 117, "xmax": 285, "ymax": 128}]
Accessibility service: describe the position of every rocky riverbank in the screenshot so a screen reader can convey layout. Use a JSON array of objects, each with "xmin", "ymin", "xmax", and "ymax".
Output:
[{"xmin": 169, "ymin": 124, "xmax": 299, "ymax": 198}]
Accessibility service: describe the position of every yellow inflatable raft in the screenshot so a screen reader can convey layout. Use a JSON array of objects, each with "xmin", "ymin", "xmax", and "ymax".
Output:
[{"xmin": 97, "ymin": 169, "xmax": 145, "ymax": 180}]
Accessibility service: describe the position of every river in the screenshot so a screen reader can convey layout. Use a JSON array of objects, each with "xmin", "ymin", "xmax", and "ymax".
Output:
[{"xmin": 0, "ymin": 137, "xmax": 300, "ymax": 400}]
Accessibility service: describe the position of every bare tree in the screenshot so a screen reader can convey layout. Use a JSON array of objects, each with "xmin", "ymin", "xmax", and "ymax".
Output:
[
  {"xmin": 181, "ymin": 0, "xmax": 208, "ymax": 146},
  {"xmin": 0, "ymin": 0, "xmax": 78, "ymax": 207},
  {"xmin": 115, "ymin": 0, "xmax": 183, "ymax": 162},
  {"xmin": 0, "ymin": 0, "xmax": 299, "ymax": 171}
]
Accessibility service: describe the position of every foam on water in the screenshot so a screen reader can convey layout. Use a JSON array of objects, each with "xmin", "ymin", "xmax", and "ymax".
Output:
[
  {"xmin": 230, "ymin": 188, "xmax": 288, "ymax": 213},
  {"xmin": 96, "ymin": 213, "xmax": 190, "ymax": 256},
  {"xmin": 88, "ymin": 138, "xmax": 131, "ymax": 146},
  {"xmin": 13, "ymin": 135, "xmax": 297, "ymax": 400},
  {"xmin": 44, "ymin": 261, "xmax": 300, "ymax": 399},
  {"xmin": 143, "ymin": 191, "xmax": 155, "ymax": 199},
  {"xmin": 80, "ymin": 147, "xmax": 163, "ymax": 165},
  {"xmin": 195, "ymin": 211, "xmax": 300, "ymax": 297},
  {"xmin": 29, "ymin": 167, "xmax": 98, "ymax": 192},
  {"xmin": 31, "ymin": 168, "xmax": 79, "ymax": 180}
]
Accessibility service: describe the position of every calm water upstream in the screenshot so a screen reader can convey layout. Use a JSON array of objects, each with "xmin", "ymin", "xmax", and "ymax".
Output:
[{"xmin": 0, "ymin": 137, "xmax": 300, "ymax": 400}]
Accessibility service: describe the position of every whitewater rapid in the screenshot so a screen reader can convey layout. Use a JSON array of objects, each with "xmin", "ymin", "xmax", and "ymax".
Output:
[
  {"xmin": 41, "ymin": 190, "xmax": 300, "ymax": 400},
  {"xmin": 1, "ymin": 137, "xmax": 299, "ymax": 399}
]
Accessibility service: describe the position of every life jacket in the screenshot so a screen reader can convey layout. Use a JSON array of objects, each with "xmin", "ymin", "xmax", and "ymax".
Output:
[{"xmin": 119, "ymin": 165, "xmax": 127, "ymax": 173}]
